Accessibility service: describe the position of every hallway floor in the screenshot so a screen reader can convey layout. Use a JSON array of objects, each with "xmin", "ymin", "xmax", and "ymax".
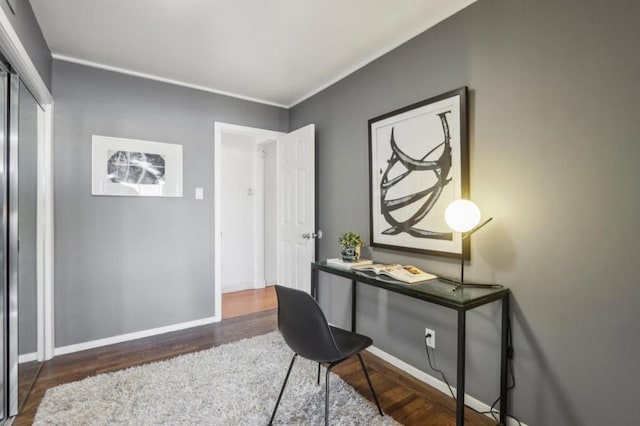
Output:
[{"xmin": 222, "ymin": 285, "xmax": 277, "ymax": 319}]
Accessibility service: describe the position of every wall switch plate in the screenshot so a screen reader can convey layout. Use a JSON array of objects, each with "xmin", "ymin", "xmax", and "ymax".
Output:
[
  {"xmin": 195, "ymin": 187, "xmax": 204, "ymax": 200},
  {"xmin": 425, "ymin": 328, "xmax": 435, "ymax": 348}
]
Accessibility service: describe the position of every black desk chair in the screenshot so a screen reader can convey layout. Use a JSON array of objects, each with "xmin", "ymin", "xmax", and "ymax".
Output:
[{"xmin": 269, "ymin": 285, "xmax": 383, "ymax": 425}]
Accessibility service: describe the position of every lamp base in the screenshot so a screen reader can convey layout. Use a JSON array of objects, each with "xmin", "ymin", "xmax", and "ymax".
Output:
[
  {"xmin": 438, "ymin": 276, "xmax": 462, "ymax": 285},
  {"xmin": 438, "ymin": 276, "xmax": 504, "ymax": 292}
]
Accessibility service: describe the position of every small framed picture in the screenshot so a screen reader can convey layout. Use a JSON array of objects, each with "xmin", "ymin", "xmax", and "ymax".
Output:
[
  {"xmin": 92, "ymin": 135, "xmax": 183, "ymax": 197},
  {"xmin": 368, "ymin": 87, "xmax": 469, "ymax": 258}
]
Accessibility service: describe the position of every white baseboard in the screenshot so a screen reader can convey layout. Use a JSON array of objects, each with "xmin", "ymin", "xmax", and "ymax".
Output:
[
  {"xmin": 54, "ymin": 316, "xmax": 218, "ymax": 356},
  {"xmin": 18, "ymin": 352, "xmax": 38, "ymax": 364},
  {"xmin": 366, "ymin": 345, "xmax": 526, "ymax": 426},
  {"xmin": 222, "ymin": 281, "xmax": 257, "ymax": 294}
]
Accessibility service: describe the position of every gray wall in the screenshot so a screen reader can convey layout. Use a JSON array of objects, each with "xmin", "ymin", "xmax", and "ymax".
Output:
[
  {"xmin": 53, "ymin": 59, "xmax": 288, "ymax": 347},
  {"xmin": 0, "ymin": 0, "xmax": 51, "ymax": 91},
  {"xmin": 290, "ymin": 0, "xmax": 640, "ymax": 425}
]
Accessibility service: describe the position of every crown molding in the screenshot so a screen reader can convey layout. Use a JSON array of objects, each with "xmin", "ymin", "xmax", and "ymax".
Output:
[{"xmin": 52, "ymin": 53, "xmax": 288, "ymax": 109}]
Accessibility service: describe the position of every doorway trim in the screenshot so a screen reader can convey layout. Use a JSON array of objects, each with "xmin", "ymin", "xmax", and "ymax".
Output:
[
  {"xmin": 0, "ymin": 8, "xmax": 55, "ymax": 360},
  {"xmin": 213, "ymin": 122, "xmax": 284, "ymax": 321}
]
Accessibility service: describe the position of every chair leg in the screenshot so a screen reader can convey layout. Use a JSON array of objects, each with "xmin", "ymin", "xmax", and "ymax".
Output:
[
  {"xmin": 317, "ymin": 362, "xmax": 322, "ymax": 385},
  {"xmin": 357, "ymin": 353, "xmax": 383, "ymax": 416},
  {"xmin": 269, "ymin": 354, "xmax": 297, "ymax": 425},
  {"xmin": 325, "ymin": 364, "xmax": 335, "ymax": 426}
]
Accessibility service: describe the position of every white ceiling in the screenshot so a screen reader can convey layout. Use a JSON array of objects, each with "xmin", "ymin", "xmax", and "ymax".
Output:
[{"xmin": 30, "ymin": 0, "xmax": 476, "ymax": 107}]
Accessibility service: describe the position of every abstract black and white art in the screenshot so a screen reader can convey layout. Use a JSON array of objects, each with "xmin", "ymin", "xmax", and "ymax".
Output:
[
  {"xmin": 92, "ymin": 136, "xmax": 183, "ymax": 197},
  {"xmin": 368, "ymin": 87, "xmax": 468, "ymax": 258},
  {"xmin": 107, "ymin": 151, "xmax": 166, "ymax": 185}
]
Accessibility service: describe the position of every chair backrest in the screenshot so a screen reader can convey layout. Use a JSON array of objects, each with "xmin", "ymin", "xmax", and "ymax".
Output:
[{"xmin": 275, "ymin": 285, "xmax": 343, "ymax": 362}]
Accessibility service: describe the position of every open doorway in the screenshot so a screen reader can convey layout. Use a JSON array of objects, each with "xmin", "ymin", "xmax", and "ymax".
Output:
[
  {"xmin": 219, "ymin": 132, "xmax": 276, "ymax": 294},
  {"xmin": 214, "ymin": 123, "xmax": 284, "ymax": 321},
  {"xmin": 214, "ymin": 122, "xmax": 317, "ymax": 321}
]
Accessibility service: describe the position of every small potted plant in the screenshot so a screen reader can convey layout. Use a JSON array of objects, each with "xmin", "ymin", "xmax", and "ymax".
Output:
[{"xmin": 338, "ymin": 231, "xmax": 365, "ymax": 262}]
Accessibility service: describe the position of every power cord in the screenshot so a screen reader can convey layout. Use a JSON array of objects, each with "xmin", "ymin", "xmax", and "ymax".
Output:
[
  {"xmin": 424, "ymin": 322, "xmax": 523, "ymax": 426},
  {"xmin": 423, "ymin": 334, "xmax": 456, "ymax": 400},
  {"xmin": 479, "ymin": 318, "xmax": 523, "ymax": 426}
]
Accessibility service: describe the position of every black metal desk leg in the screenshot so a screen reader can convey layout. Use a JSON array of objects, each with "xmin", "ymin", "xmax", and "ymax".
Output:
[
  {"xmin": 499, "ymin": 294, "xmax": 510, "ymax": 424},
  {"xmin": 311, "ymin": 267, "xmax": 318, "ymax": 301},
  {"xmin": 351, "ymin": 280, "xmax": 357, "ymax": 332},
  {"xmin": 456, "ymin": 309, "xmax": 466, "ymax": 426}
]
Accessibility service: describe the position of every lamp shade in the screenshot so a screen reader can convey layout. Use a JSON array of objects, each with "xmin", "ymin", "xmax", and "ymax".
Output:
[{"xmin": 445, "ymin": 200, "xmax": 481, "ymax": 232}]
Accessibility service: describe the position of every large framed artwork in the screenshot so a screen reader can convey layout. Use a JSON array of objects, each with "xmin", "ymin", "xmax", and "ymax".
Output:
[
  {"xmin": 368, "ymin": 87, "xmax": 469, "ymax": 259},
  {"xmin": 92, "ymin": 135, "xmax": 183, "ymax": 197}
]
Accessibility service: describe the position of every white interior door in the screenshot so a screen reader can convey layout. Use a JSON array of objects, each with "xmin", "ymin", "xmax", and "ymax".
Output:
[{"xmin": 277, "ymin": 124, "xmax": 317, "ymax": 293}]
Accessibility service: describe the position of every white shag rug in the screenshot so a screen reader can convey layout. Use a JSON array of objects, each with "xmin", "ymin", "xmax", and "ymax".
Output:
[{"xmin": 34, "ymin": 332, "xmax": 399, "ymax": 425}]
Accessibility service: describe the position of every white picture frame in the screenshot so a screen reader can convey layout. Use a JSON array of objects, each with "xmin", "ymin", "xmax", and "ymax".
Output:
[{"xmin": 91, "ymin": 135, "xmax": 183, "ymax": 197}]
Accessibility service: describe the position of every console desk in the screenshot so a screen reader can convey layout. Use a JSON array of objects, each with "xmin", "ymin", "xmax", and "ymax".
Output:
[{"xmin": 310, "ymin": 260, "xmax": 510, "ymax": 426}]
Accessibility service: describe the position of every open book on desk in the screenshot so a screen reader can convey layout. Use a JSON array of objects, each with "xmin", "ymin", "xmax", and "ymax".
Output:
[
  {"xmin": 326, "ymin": 258, "xmax": 374, "ymax": 270},
  {"xmin": 351, "ymin": 264, "xmax": 437, "ymax": 284}
]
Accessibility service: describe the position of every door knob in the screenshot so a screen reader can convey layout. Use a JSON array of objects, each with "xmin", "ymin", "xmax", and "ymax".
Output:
[{"xmin": 302, "ymin": 230, "xmax": 323, "ymax": 240}]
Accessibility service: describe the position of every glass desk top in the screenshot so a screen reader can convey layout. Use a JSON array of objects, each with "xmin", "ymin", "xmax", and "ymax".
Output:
[{"xmin": 313, "ymin": 260, "xmax": 509, "ymax": 310}]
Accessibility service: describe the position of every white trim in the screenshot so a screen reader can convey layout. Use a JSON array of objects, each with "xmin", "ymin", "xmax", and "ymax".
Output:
[
  {"xmin": 36, "ymin": 104, "xmax": 45, "ymax": 359},
  {"xmin": 0, "ymin": 7, "xmax": 52, "ymax": 105},
  {"xmin": 366, "ymin": 345, "xmax": 527, "ymax": 426},
  {"xmin": 0, "ymin": 4, "xmax": 55, "ymax": 362},
  {"xmin": 215, "ymin": 122, "xmax": 283, "ymax": 141},
  {"xmin": 214, "ymin": 123, "xmax": 284, "ymax": 323},
  {"xmin": 214, "ymin": 124, "xmax": 222, "ymax": 323},
  {"xmin": 289, "ymin": 0, "xmax": 478, "ymax": 107},
  {"xmin": 54, "ymin": 316, "xmax": 217, "ymax": 356},
  {"xmin": 18, "ymin": 352, "xmax": 37, "ymax": 364},
  {"xmin": 36, "ymin": 105, "xmax": 45, "ymax": 361},
  {"xmin": 41, "ymin": 104, "xmax": 54, "ymax": 360},
  {"xmin": 52, "ymin": 54, "xmax": 287, "ymax": 109}
]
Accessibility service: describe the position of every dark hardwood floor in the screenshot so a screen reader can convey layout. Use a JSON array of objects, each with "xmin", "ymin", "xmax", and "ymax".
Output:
[{"xmin": 16, "ymin": 295, "xmax": 495, "ymax": 425}]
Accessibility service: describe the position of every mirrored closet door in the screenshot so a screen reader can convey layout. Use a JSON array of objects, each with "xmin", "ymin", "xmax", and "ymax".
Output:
[
  {"xmin": 13, "ymin": 77, "xmax": 43, "ymax": 414},
  {"xmin": 0, "ymin": 63, "xmax": 44, "ymax": 420},
  {"xmin": 0, "ymin": 60, "xmax": 8, "ymax": 424}
]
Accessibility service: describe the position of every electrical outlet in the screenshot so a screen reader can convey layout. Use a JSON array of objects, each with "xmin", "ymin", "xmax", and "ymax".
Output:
[{"xmin": 425, "ymin": 327, "xmax": 435, "ymax": 348}]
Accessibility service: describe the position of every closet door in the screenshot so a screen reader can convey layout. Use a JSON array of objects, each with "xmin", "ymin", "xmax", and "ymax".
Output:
[
  {"xmin": 0, "ymin": 65, "xmax": 8, "ymax": 423},
  {"xmin": 0, "ymin": 64, "xmax": 42, "ymax": 420},
  {"xmin": 7, "ymin": 72, "xmax": 19, "ymax": 416},
  {"xmin": 14, "ymin": 78, "xmax": 41, "ymax": 413}
]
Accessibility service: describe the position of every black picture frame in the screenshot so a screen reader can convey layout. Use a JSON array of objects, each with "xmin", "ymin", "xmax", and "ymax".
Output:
[{"xmin": 368, "ymin": 87, "xmax": 469, "ymax": 259}]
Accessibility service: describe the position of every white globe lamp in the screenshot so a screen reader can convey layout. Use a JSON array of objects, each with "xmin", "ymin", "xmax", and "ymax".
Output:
[
  {"xmin": 444, "ymin": 199, "xmax": 492, "ymax": 291},
  {"xmin": 445, "ymin": 200, "xmax": 481, "ymax": 233}
]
